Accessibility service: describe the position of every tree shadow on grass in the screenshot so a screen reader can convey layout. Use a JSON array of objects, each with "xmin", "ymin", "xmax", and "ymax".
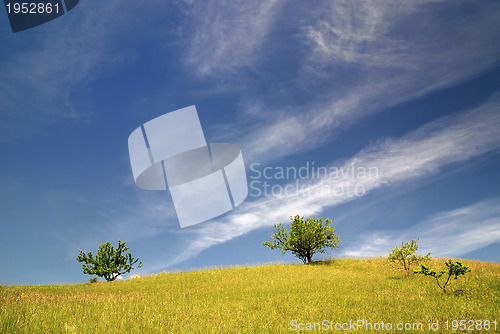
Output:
[
  {"xmin": 388, "ymin": 272, "xmax": 419, "ymax": 280},
  {"xmin": 310, "ymin": 259, "xmax": 337, "ymax": 266}
]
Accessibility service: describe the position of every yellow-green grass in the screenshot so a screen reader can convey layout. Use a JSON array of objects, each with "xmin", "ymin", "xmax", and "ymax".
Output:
[{"xmin": 1, "ymin": 258, "xmax": 499, "ymax": 333}]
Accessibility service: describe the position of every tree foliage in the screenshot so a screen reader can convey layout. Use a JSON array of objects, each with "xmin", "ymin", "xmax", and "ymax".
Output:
[
  {"xmin": 263, "ymin": 215, "xmax": 340, "ymax": 264},
  {"xmin": 414, "ymin": 259, "xmax": 471, "ymax": 293},
  {"xmin": 388, "ymin": 239, "xmax": 430, "ymax": 273},
  {"xmin": 77, "ymin": 240, "xmax": 142, "ymax": 282}
]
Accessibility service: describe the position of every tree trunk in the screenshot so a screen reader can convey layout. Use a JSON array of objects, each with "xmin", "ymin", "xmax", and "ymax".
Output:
[{"xmin": 306, "ymin": 253, "xmax": 312, "ymax": 264}]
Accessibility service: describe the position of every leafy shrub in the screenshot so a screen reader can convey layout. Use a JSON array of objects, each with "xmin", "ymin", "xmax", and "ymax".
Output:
[
  {"xmin": 414, "ymin": 259, "xmax": 471, "ymax": 293},
  {"xmin": 388, "ymin": 239, "xmax": 430, "ymax": 274}
]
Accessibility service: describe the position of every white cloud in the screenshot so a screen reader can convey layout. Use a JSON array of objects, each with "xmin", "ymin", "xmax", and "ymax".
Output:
[
  {"xmin": 0, "ymin": 1, "xmax": 162, "ymax": 142},
  {"xmin": 152, "ymin": 91, "xmax": 500, "ymax": 270},
  {"xmin": 341, "ymin": 198, "xmax": 500, "ymax": 258},
  {"xmin": 240, "ymin": 89, "xmax": 366, "ymax": 160},
  {"xmin": 235, "ymin": 0, "xmax": 500, "ymax": 161},
  {"xmin": 305, "ymin": 0, "xmax": 396, "ymax": 65},
  {"xmin": 305, "ymin": 0, "xmax": 500, "ymax": 71},
  {"xmin": 183, "ymin": 0, "xmax": 283, "ymax": 77}
]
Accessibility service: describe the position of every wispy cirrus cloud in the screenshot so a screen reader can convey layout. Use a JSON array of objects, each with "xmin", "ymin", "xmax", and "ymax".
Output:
[
  {"xmin": 0, "ymin": 1, "xmax": 169, "ymax": 142},
  {"xmin": 305, "ymin": 0, "xmax": 500, "ymax": 71},
  {"xmin": 1, "ymin": 7, "xmax": 99, "ymax": 141},
  {"xmin": 233, "ymin": 0, "xmax": 500, "ymax": 161},
  {"xmin": 151, "ymin": 91, "xmax": 500, "ymax": 271},
  {"xmin": 341, "ymin": 198, "xmax": 500, "ymax": 258},
  {"xmin": 183, "ymin": 0, "xmax": 283, "ymax": 77}
]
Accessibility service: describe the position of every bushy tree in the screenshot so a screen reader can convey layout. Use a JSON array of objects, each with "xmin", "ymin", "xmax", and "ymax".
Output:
[
  {"xmin": 263, "ymin": 215, "xmax": 340, "ymax": 264},
  {"xmin": 414, "ymin": 259, "xmax": 471, "ymax": 293},
  {"xmin": 77, "ymin": 240, "xmax": 142, "ymax": 282},
  {"xmin": 388, "ymin": 239, "xmax": 430, "ymax": 274}
]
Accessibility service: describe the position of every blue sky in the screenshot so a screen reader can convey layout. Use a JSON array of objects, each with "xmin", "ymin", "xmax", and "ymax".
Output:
[{"xmin": 1, "ymin": 0, "xmax": 499, "ymax": 285}]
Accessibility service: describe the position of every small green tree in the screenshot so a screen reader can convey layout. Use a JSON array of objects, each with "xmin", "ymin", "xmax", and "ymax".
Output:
[
  {"xmin": 263, "ymin": 215, "xmax": 340, "ymax": 264},
  {"xmin": 388, "ymin": 239, "xmax": 430, "ymax": 274},
  {"xmin": 414, "ymin": 259, "xmax": 471, "ymax": 293},
  {"xmin": 77, "ymin": 240, "xmax": 142, "ymax": 282}
]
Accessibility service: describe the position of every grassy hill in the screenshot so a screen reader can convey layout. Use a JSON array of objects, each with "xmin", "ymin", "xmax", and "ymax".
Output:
[{"xmin": 1, "ymin": 258, "xmax": 499, "ymax": 333}]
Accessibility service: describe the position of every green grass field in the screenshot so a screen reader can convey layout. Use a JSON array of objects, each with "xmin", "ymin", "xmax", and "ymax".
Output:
[{"xmin": 1, "ymin": 258, "xmax": 499, "ymax": 333}]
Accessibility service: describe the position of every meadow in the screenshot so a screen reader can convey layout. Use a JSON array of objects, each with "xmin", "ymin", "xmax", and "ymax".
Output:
[{"xmin": 1, "ymin": 258, "xmax": 499, "ymax": 333}]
